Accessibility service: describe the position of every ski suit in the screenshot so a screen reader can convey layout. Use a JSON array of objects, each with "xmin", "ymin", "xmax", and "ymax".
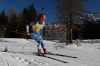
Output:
[{"xmin": 30, "ymin": 21, "xmax": 46, "ymax": 51}]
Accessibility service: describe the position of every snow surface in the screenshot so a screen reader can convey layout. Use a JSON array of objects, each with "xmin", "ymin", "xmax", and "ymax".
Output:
[{"xmin": 0, "ymin": 38, "xmax": 100, "ymax": 66}]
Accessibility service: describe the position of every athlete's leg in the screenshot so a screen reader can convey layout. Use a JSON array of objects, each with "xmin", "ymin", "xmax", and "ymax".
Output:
[{"xmin": 31, "ymin": 32, "xmax": 42, "ymax": 54}]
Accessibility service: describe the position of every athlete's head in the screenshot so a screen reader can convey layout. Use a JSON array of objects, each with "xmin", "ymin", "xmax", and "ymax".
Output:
[{"xmin": 38, "ymin": 14, "xmax": 46, "ymax": 22}]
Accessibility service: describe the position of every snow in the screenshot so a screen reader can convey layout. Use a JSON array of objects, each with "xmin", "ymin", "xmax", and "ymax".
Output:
[{"xmin": 0, "ymin": 38, "xmax": 100, "ymax": 66}]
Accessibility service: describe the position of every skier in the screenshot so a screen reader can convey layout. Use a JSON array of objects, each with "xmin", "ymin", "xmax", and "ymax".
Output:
[{"xmin": 28, "ymin": 14, "xmax": 50, "ymax": 56}]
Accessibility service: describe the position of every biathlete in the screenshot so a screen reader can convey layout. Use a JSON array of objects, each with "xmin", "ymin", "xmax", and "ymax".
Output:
[{"xmin": 28, "ymin": 14, "xmax": 50, "ymax": 56}]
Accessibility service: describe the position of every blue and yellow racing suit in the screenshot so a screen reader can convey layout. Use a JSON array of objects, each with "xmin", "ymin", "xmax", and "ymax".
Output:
[{"xmin": 30, "ymin": 22, "xmax": 46, "ymax": 50}]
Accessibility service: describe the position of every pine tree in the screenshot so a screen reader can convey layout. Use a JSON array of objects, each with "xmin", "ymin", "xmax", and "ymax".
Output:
[
  {"xmin": 18, "ymin": 4, "xmax": 37, "ymax": 34},
  {"xmin": 8, "ymin": 6, "xmax": 20, "ymax": 37},
  {"xmin": 0, "ymin": 10, "xmax": 8, "ymax": 38},
  {"xmin": 54, "ymin": 0, "xmax": 83, "ymax": 44}
]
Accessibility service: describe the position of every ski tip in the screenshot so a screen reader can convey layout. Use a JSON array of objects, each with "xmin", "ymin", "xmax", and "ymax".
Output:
[
  {"xmin": 63, "ymin": 62, "xmax": 68, "ymax": 63},
  {"xmin": 73, "ymin": 57, "xmax": 77, "ymax": 58}
]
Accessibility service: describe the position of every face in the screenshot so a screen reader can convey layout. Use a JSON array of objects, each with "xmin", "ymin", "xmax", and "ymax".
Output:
[
  {"xmin": 40, "ymin": 19, "xmax": 46, "ymax": 23},
  {"xmin": 39, "ymin": 15, "xmax": 46, "ymax": 23}
]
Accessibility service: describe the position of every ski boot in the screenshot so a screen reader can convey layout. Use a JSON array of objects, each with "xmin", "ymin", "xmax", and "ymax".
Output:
[
  {"xmin": 37, "ymin": 49, "xmax": 44, "ymax": 56},
  {"xmin": 43, "ymin": 49, "xmax": 51, "ymax": 54}
]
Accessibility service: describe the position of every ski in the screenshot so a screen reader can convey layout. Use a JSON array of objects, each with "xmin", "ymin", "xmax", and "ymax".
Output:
[
  {"xmin": 43, "ymin": 53, "xmax": 77, "ymax": 58},
  {"xmin": 37, "ymin": 54, "xmax": 68, "ymax": 63}
]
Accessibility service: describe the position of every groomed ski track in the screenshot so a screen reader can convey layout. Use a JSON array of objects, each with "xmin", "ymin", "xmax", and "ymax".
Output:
[{"xmin": 0, "ymin": 38, "xmax": 100, "ymax": 66}]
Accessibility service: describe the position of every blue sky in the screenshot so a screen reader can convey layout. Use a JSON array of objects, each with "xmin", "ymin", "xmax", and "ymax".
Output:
[
  {"xmin": 84, "ymin": 0, "xmax": 100, "ymax": 12},
  {"xmin": 0, "ymin": 0, "xmax": 100, "ymax": 24},
  {"xmin": 0, "ymin": 0, "xmax": 56, "ymax": 24}
]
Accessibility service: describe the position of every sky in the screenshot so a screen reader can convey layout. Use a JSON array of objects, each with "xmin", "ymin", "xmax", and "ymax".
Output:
[
  {"xmin": 0, "ymin": 0, "xmax": 100, "ymax": 24},
  {"xmin": 84, "ymin": 0, "xmax": 100, "ymax": 12},
  {"xmin": 0, "ymin": 0, "xmax": 56, "ymax": 24}
]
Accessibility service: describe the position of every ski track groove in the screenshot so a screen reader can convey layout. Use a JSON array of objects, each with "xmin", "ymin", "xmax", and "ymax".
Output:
[
  {"xmin": 9, "ymin": 53, "xmax": 30, "ymax": 66},
  {"xmin": 10, "ymin": 53, "xmax": 47, "ymax": 66},
  {"xmin": 1, "ymin": 52, "xmax": 24, "ymax": 66},
  {"xmin": 0, "ymin": 53, "xmax": 9, "ymax": 66},
  {"xmin": 16, "ymin": 53, "xmax": 50, "ymax": 66},
  {"xmin": 14, "ymin": 52, "xmax": 65, "ymax": 66}
]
